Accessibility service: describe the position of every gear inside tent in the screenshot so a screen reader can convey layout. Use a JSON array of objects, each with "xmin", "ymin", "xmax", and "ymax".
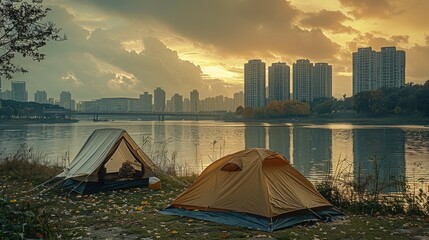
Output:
[{"xmin": 56, "ymin": 128, "xmax": 157, "ymax": 194}]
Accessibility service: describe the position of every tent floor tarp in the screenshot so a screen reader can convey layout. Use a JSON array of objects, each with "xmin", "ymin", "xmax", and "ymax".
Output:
[
  {"xmin": 160, "ymin": 207, "xmax": 344, "ymax": 232},
  {"xmin": 62, "ymin": 178, "xmax": 149, "ymax": 195}
]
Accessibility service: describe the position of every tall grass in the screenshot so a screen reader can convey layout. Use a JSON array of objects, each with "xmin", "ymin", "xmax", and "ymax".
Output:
[
  {"xmin": 141, "ymin": 136, "xmax": 197, "ymax": 185},
  {"xmin": 0, "ymin": 145, "xmax": 62, "ymax": 183},
  {"xmin": 316, "ymin": 155, "xmax": 429, "ymax": 216},
  {"xmin": 208, "ymin": 137, "xmax": 226, "ymax": 161},
  {"xmin": 0, "ymin": 146, "xmax": 63, "ymax": 239}
]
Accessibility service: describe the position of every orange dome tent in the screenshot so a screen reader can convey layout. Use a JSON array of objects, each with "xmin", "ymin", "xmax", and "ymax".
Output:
[{"xmin": 161, "ymin": 148, "xmax": 343, "ymax": 231}]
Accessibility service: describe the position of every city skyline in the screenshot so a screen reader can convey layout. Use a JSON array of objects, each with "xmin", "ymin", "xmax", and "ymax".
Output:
[
  {"xmin": 0, "ymin": 46, "xmax": 405, "ymax": 111},
  {"xmin": 6, "ymin": 0, "xmax": 429, "ymax": 102},
  {"xmin": 1, "ymin": 44, "xmax": 416, "ymax": 103},
  {"xmin": 0, "ymin": 79, "xmax": 244, "ymax": 110},
  {"xmin": 0, "ymin": 80, "xmax": 245, "ymax": 113}
]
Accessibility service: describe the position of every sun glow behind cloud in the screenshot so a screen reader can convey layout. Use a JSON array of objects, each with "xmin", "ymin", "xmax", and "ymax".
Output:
[{"xmin": 201, "ymin": 66, "xmax": 241, "ymax": 81}]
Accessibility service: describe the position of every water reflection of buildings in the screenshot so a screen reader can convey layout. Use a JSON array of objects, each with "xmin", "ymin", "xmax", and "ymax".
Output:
[
  {"xmin": 293, "ymin": 128, "xmax": 332, "ymax": 177},
  {"xmin": 268, "ymin": 127, "xmax": 290, "ymax": 161},
  {"xmin": 244, "ymin": 125, "xmax": 332, "ymax": 179},
  {"xmin": 245, "ymin": 125, "xmax": 266, "ymax": 149},
  {"xmin": 353, "ymin": 129, "xmax": 406, "ymax": 193}
]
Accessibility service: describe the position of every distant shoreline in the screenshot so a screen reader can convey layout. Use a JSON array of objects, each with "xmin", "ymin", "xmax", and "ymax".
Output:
[
  {"xmin": 0, "ymin": 118, "xmax": 79, "ymax": 124},
  {"xmin": 226, "ymin": 113, "xmax": 429, "ymax": 126}
]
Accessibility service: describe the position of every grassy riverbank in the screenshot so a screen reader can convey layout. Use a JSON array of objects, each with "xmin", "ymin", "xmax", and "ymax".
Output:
[
  {"xmin": 2, "ymin": 177, "xmax": 429, "ymax": 239},
  {"xmin": 1, "ymin": 152, "xmax": 429, "ymax": 239}
]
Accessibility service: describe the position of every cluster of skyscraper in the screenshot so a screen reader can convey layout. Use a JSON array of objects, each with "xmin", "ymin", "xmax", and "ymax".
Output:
[
  {"xmin": 352, "ymin": 46, "xmax": 405, "ymax": 95},
  {"xmin": 0, "ymin": 81, "xmax": 28, "ymax": 102},
  {"xmin": 244, "ymin": 46, "xmax": 405, "ymax": 108},
  {"xmin": 79, "ymin": 88, "xmax": 244, "ymax": 113},
  {"xmin": 244, "ymin": 59, "xmax": 332, "ymax": 108},
  {"xmin": 0, "ymin": 81, "xmax": 76, "ymax": 110},
  {"xmin": 0, "ymin": 79, "xmax": 244, "ymax": 112}
]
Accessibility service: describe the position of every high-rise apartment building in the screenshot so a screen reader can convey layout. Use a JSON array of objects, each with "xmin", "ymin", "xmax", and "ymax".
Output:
[
  {"xmin": 214, "ymin": 95, "xmax": 224, "ymax": 111},
  {"xmin": 70, "ymin": 99, "xmax": 76, "ymax": 111},
  {"xmin": 140, "ymin": 92, "xmax": 153, "ymax": 112},
  {"xmin": 154, "ymin": 87, "xmax": 166, "ymax": 112},
  {"xmin": 201, "ymin": 97, "xmax": 215, "ymax": 112},
  {"xmin": 11, "ymin": 81, "xmax": 28, "ymax": 102},
  {"xmin": 34, "ymin": 90, "xmax": 48, "ymax": 104},
  {"xmin": 292, "ymin": 60, "xmax": 332, "ymax": 102},
  {"xmin": 171, "ymin": 93, "xmax": 183, "ymax": 112},
  {"xmin": 166, "ymin": 99, "xmax": 171, "ymax": 112},
  {"xmin": 183, "ymin": 98, "xmax": 190, "ymax": 112},
  {"xmin": 244, "ymin": 59, "xmax": 266, "ymax": 108},
  {"xmin": 380, "ymin": 47, "xmax": 405, "ymax": 89},
  {"xmin": 293, "ymin": 59, "xmax": 313, "ymax": 102},
  {"xmin": 268, "ymin": 62, "xmax": 290, "ymax": 103},
  {"xmin": 60, "ymin": 91, "xmax": 72, "ymax": 109},
  {"xmin": 233, "ymin": 91, "xmax": 244, "ymax": 109},
  {"xmin": 352, "ymin": 47, "xmax": 379, "ymax": 95},
  {"xmin": 224, "ymin": 96, "xmax": 234, "ymax": 112},
  {"xmin": 190, "ymin": 89, "xmax": 199, "ymax": 113},
  {"xmin": 353, "ymin": 46, "xmax": 405, "ymax": 95},
  {"xmin": 312, "ymin": 63, "xmax": 332, "ymax": 100}
]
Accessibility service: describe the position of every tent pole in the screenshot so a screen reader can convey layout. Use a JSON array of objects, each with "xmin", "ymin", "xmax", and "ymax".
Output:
[{"xmin": 307, "ymin": 207, "xmax": 325, "ymax": 220}]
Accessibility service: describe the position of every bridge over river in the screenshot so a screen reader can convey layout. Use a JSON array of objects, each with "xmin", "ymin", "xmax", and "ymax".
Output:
[{"xmin": 69, "ymin": 111, "xmax": 226, "ymax": 121}]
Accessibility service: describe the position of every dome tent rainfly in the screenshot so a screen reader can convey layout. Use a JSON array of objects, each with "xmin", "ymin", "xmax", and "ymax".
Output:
[
  {"xmin": 56, "ymin": 128, "xmax": 157, "ymax": 194},
  {"xmin": 161, "ymin": 148, "xmax": 343, "ymax": 231}
]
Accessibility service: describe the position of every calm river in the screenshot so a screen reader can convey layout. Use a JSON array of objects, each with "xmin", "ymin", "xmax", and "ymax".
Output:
[{"xmin": 1, "ymin": 120, "xmax": 428, "ymax": 192}]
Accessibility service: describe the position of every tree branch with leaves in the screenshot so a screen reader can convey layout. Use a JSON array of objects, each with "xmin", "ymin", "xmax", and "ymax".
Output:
[{"xmin": 0, "ymin": 0, "xmax": 65, "ymax": 79}]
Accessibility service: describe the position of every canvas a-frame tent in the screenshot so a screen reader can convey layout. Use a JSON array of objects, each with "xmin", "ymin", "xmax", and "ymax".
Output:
[
  {"xmin": 161, "ymin": 148, "xmax": 343, "ymax": 231},
  {"xmin": 56, "ymin": 128, "xmax": 156, "ymax": 194}
]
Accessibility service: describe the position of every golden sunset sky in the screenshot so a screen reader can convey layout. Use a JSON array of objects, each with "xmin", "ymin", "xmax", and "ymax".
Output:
[{"xmin": 10, "ymin": 0, "xmax": 429, "ymax": 101}]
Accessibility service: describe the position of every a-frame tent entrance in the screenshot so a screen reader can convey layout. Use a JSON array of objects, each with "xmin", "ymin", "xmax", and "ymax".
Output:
[{"xmin": 57, "ymin": 128, "xmax": 156, "ymax": 194}]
